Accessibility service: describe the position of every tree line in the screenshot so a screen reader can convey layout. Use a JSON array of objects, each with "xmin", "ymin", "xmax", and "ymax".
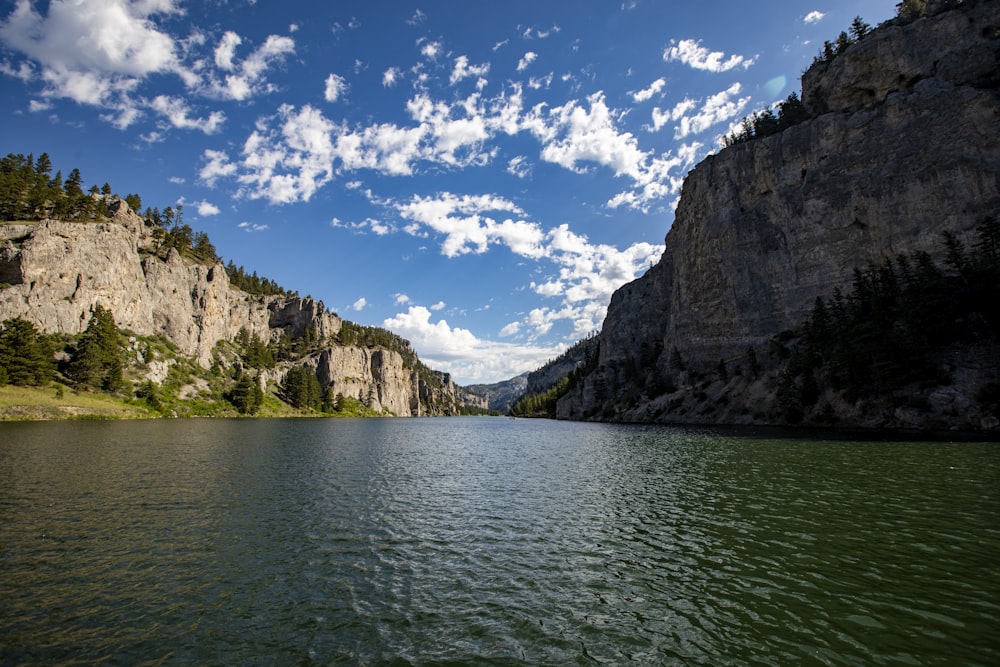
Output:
[
  {"xmin": 509, "ymin": 333, "xmax": 600, "ymax": 417},
  {"xmin": 0, "ymin": 152, "xmax": 143, "ymax": 222},
  {"xmin": 774, "ymin": 219, "xmax": 1000, "ymax": 423},
  {"xmin": 721, "ymin": 16, "xmax": 872, "ymax": 149},
  {"xmin": 0, "ymin": 305, "xmax": 123, "ymax": 393}
]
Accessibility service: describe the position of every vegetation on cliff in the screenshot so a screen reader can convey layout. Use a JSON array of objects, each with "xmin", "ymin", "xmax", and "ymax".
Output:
[
  {"xmin": 0, "ymin": 152, "xmax": 484, "ymax": 420},
  {"xmin": 510, "ymin": 334, "xmax": 599, "ymax": 417},
  {"xmin": 772, "ymin": 221, "xmax": 1000, "ymax": 425}
]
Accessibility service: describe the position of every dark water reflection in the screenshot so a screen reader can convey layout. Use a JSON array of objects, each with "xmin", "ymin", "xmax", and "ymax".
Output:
[{"xmin": 1, "ymin": 418, "xmax": 998, "ymax": 665}]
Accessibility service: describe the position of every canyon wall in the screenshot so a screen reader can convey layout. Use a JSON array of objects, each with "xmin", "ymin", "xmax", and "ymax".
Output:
[
  {"xmin": 0, "ymin": 202, "xmax": 486, "ymax": 415},
  {"xmin": 559, "ymin": 1, "xmax": 999, "ymax": 430}
]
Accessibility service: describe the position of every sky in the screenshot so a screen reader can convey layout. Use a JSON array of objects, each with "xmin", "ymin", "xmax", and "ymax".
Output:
[{"xmin": 0, "ymin": 0, "xmax": 900, "ymax": 385}]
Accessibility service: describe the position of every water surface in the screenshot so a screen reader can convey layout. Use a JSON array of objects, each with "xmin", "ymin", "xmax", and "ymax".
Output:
[{"xmin": 1, "ymin": 418, "xmax": 998, "ymax": 665}]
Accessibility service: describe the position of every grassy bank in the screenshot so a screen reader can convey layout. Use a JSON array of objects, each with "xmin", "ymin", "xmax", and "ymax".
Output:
[{"xmin": 0, "ymin": 384, "xmax": 153, "ymax": 421}]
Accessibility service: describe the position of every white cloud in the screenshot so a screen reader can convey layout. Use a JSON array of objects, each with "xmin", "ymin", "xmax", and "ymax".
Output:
[
  {"xmin": 430, "ymin": 301, "xmax": 446, "ymax": 311},
  {"xmin": 407, "ymin": 9, "xmax": 427, "ymax": 26},
  {"xmin": 0, "ymin": 0, "xmax": 293, "ymax": 133},
  {"xmin": 664, "ymin": 38, "xmax": 754, "ymax": 72},
  {"xmin": 0, "ymin": 0, "xmax": 183, "ymax": 120},
  {"xmin": 352, "ymin": 297, "xmax": 367, "ymax": 311},
  {"xmin": 394, "ymin": 293, "xmax": 411, "ymax": 305},
  {"xmin": 397, "ymin": 192, "xmax": 543, "ymax": 259},
  {"xmin": 516, "ymin": 51, "xmax": 537, "ymax": 72},
  {"xmin": 420, "ymin": 40, "xmax": 443, "ymax": 60},
  {"xmin": 214, "ymin": 31, "xmax": 241, "ymax": 70},
  {"xmin": 235, "ymin": 104, "xmax": 336, "ymax": 203},
  {"xmin": 199, "ymin": 149, "xmax": 237, "ymax": 187},
  {"xmin": 507, "ymin": 155, "xmax": 531, "ymax": 179},
  {"xmin": 672, "ymin": 82, "xmax": 750, "ymax": 139},
  {"xmin": 206, "ymin": 33, "xmax": 295, "ymax": 101},
  {"xmin": 237, "ymin": 221, "xmax": 269, "ymax": 232},
  {"xmin": 450, "ymin": 55, "xmax": 490, "ymax": 86},
  {"xmin": 324, "ymin": 73, "xmax": 347, "ymax": 102},
  {"xmin": 393, "ymin": 191, "xmax": 663, "ymax": 339},
  {"xmin": 631, "ymin": 77, "xmax": 666, "ymax": 103},
  {"xmin": 804, "ymin": 10, "xmax": 826, "ymax": 24},
  {"xmin": 149, "ymin": 95, "xmax": 226, "ymax": 133},
  {"xmin": 529, "ymin": 92, "xmax": 647, "ymax": 181},
  {"xmin": 650, "ymin": 97, "xmax": 697, "ymax": 131},
  {"xmin": 196, "ymin": 201, "xmax": 220, "ymax": 216},
  {"xmin": 206, "ymin": 83, "xmax": 693, "ymax": 211},
  {"xmin": 383, "ymin": 66, "xmax": 402, "ymax": 87},
  {"xmin": 383, "ymin": 305, "xmax": 561, "ymax": 384}
]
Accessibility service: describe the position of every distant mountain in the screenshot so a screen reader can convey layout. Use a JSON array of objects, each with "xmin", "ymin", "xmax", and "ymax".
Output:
[{"xmin": 464, "ymin": 372, "xmax": 529, "ymax": 414}]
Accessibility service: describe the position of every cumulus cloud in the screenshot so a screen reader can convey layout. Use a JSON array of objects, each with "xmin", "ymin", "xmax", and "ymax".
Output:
[
  {"xmin": 196, "ymin": 200, "xmax": 221, "ymax": 216},
  {"xmin": 664, "ymin": 38, "xmax": 754, "ymax": 72},
  {"xmin": 352, "ymin": 297, "xmax": 367, "ymax": 311},
  {"xmin": 383, "ymin": 305, "xmax": 561, "ymax": 384},
  {"xmin": 804, "ymin": 10, "xmax": 826, "ymax": 24},
  {"xmin": 203, "ymin": 82, "xmax": 695, "ymax": 211},
  {"xmin": 516, "ymin": 51, "xmax": 537, "ymax": 72},
  {"xmin": 420, "ymin": 40, "xmax": 443, "ymax": 60},
  {"xmin": 199, "ymin": 149, "xmax": 237, "ymax": 187},
  {"xmin": 237, "ymin": 221, "xmax": 269, "ymax": 232},
  {"xmin": 0, "ymin": 0, "xmax": 294, "ymax": 133},
  {"xmin": 449, "ymin": 55, "xmax": 489, "ymax": 86},
  {"xmin": 324, "ymin": 73, "xmax": 347, "ymax": 102},
  {"xmin": 507, "ymin": 155, "xmax": 531, "ymax": 179},
  {"xmin": 392, "ymin": 191, "xmax": 663, "ymax": 340},
  {"xmin": 671, "ymin": 82, "xmax": 750, "ymax": 140},
  {"xmin": 383, "ymin": 66, "xmax": 402, "ymax": 87},
  {"xmin": 205, "ymin": 33, "xmax": 295, "ymax": 101},
  {"xmin": 214, "ymin": 31, "xmax": 242, "ymax": 70},
  {"xmin": 397, "ymin": 192, "xmax": 541, "ymax": 259},
  {"xmin": 631, "ymin": 77, "xmax": 666, "ymax": 103},
  {"xmin": 149, "ymin": 95, "xmax": 226, "ymax": 133},
  {"xmin": 650, "ymin": 97, "xmax": 697, "ymax": 131}
]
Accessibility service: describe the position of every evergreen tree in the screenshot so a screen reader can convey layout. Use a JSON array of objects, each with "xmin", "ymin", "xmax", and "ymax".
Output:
[
  {"xmin": 0, "ymin": 318, "xmax": 53, "ymax": 386},
  {"xmin": 68, "ymin": 305, "xmax": 123, "ymax": 392},
  {"xmin": 282, "ymin": 365, "xmax": 323, "ymax": 410},
  {"xmin": 227, "ymin": 371, "xmax": 263, "ymax": 414}
]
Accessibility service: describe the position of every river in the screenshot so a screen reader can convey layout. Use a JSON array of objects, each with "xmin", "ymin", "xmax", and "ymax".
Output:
[{"xmin": 1, "ymin": 417, "xmax": 998, "ymax": 665}]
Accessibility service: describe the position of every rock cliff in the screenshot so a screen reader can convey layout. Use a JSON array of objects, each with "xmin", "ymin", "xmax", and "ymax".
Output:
[
  {"xmin": 0, "ymin": 202, "xmax": 485, "ymax": 416},
  {"xmin": 559, "ymin": 1, "xmax": 1000, "ymax": 431}
]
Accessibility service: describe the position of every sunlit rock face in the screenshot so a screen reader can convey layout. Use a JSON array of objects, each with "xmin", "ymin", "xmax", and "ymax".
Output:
[
  {"xmin": 0, "ymin": 202, "xmax": 483, "ymax": 416},
  {"xmin": 561, "ymin": 2, "xmax": 1000, "ymax": 429}
]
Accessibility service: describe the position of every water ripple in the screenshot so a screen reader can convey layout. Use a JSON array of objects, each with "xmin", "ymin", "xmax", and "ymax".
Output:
[{"xmin": 1, "ymin": 419, "xmax": 998, "ymax": 665}]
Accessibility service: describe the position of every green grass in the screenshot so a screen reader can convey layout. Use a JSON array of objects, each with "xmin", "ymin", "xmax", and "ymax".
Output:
[{"xmin": 0, "ymin": 384, "xmax": 153, "ymax": 420}]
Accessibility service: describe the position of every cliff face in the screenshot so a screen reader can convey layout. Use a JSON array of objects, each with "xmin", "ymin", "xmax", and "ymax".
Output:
[
  {"xmin": 560, "ymin": 2, "xmax": 1000, "ymax": 430},
  {"xmin": 0, "ymin": 203, "xmax": 482, "ymax": 416}
]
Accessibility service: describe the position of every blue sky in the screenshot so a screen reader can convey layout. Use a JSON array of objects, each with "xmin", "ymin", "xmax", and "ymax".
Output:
[{"xmin": 0, "ymin": 0, "xmax": 899, "ymax": 385}]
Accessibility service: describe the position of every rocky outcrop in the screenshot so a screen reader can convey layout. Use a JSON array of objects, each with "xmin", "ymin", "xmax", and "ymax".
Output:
[
  {"xmin": 560, "ymin": 1, "xmax": 1000, "ymax": 431},
  {"xmin": 0, "ymin": 202, "xmax": 477, "ymax": 416}
]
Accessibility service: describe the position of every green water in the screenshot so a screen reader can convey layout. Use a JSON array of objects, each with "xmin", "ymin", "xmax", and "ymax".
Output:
[{"xmin": 1, "ymin": 418, "xmax": 998, "ymax": 665}]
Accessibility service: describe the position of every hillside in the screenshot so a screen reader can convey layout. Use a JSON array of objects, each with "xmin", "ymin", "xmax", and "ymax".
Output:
[
  {"xmin": 0, "ymin": 198, "xmax": 487, "ymax": 418},
  {"xmin": 554, "ymin": 0, "xmax": 1000, "ymax": 432}
]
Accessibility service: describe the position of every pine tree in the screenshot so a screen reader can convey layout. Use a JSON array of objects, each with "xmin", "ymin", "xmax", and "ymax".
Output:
[
  {"xmin": 68, "ymin": 305, "xmax": 123, "ymax": 392},
  {"xmin": 0, "ymin": 318, "xmax": 53, "ymax": 386}
]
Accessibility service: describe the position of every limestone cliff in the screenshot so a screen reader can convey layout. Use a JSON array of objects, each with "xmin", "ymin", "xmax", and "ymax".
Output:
[
  {"xmin": 0, "ymin": 202, "xmax": 484, "ymax": 416},
  {"xmin": 559, "ymin": 1, "xmax": 1000, "ymax": 431}
]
